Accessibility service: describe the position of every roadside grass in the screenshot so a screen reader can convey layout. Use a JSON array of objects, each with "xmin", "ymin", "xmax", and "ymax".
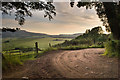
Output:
[
  {"xmin": 42, "ymin": 47, "xmax": 58, "ymax": 53},
  {"xmin": 58, "ymin": 45, "xmax": 88, "ymax": 50},
  {"xmin": 2, "ymin": 51, "xmax": 37, "ymax": 71},
  {"xmin": 37, "ymin": 44, "xmax": 104, "ymax": 58},
  {"xmin": 58, "ymin": 44, "xmax": 104, "ymax": 50},
  {"xmin": 102, "ymin": 40, "xmax": 120, "ymax": 58},
  {"xmin": 2, "ymin": 55, "xmax": 22, "ymax": 71}
]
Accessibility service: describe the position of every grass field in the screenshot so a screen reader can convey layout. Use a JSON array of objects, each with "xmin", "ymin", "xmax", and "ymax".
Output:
[
  {"xmin": 2, "ymin": 37, "xmax": 71, "ymax": 70},
  {"xmin": 2, "ymin": 37, "xmax": 71, "ymax": 51}
]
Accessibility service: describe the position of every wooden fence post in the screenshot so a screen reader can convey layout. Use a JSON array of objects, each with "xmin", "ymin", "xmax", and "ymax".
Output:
[
  {"xmin": 49, "ymin": 43, "xmax": 52, "ymax": 47},
  {"xmin": 35, "ymin": 42, "xmax": 38, "ymax": 54}
]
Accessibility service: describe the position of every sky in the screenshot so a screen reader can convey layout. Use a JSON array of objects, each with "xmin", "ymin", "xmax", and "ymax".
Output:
[{"xmin": 2, "ymin": 2, "xmax": 105, "ymax": 35}]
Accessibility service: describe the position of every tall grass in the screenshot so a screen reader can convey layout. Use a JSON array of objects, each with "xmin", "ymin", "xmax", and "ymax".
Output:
[
  {"xmin": 2, "ymin": 55, "xmax": 22, "ymax": 71},
  {"xmin": 103, "ymin": 40, "xmax": 120, "ymax": 58},
  {"xmin": 2, "ymin": 51, "xmax": 36, "ymax": 71},
  {"xmin": 59, "ymin": 45, "xmax": 89, "ymax": 50}
]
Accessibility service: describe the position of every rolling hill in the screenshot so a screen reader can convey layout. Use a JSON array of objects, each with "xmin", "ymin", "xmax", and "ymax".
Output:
[
  {"xmin": 2, "ymin": 30, "xmax": 83, "ymax": 38},
  {"xmin": 2, "ymin": 30, "xmax": 49, "ymax": 38}
]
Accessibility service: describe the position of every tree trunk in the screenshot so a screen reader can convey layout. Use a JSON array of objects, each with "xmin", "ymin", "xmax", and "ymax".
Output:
[{"xmin": 103, "ymin": 2, "xmax": 120, "ymax": 40}]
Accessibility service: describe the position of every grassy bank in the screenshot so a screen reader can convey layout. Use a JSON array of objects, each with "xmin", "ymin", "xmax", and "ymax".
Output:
[
  {"xmin": 2, "ymin": 51, "xmax": 36, "ymax": 71},
  {"xmin": 103, "ymin": 40, "xmax": 120, "ymax": 58}
]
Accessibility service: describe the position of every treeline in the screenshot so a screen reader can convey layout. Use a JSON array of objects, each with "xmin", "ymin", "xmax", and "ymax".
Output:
[{"xmin": 0, "ymin": 27, "xmax": 20, "ymax": 32}]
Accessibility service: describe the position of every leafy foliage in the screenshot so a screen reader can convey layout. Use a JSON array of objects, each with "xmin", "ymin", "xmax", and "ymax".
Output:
[
  {"xmin": 70, "ymin": 1, "xmax": 120, "ymax": 40},
  {"xmin": 1, "ymin": 1, "xmax": 56, "ymax": 25},
  {"xmin": 102, "ymin": 34, "xmax": 120, "ymax": 58},
  {"xmin": 1, "ymin": 1, "xmax": 120, "ymax": 40},
  {"xmin": 70, "ymin": 1, "xmax": 120, "ymax": 57},
  {"xmin": 103, "ymin": 40, "xmax": 120, "ymax": 58},
  {"xmin": 1, "ymin": 27, "xmax": 20, "ymax": 32}
]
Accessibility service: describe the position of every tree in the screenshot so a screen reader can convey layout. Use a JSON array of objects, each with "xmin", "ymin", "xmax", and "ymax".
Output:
[
  {"xmin": 85, "ymin": 26, "xmax": 103, "ymax": 44},
  {"xmin": 70, "ymin": 1, "xmax": 120, "ymax": 40},
  {"xmin": 1, "ymin": 27, "xmax": 20, "ymax": 32},
  {"xmin": 85, "ymin": 29, "xmax": 90, "ymax": 34},
  {"xmin": 1, "ymin": 1, "xmax": 56, "ymax": 25},
  {"xmin": 1, "ymin": 1, "xmax": 120, "ymax": 40}
]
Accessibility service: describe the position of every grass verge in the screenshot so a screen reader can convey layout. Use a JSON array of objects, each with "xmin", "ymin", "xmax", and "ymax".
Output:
[
  {"xmin": 103, "ymin": 40, "xmax": 120, "ymax": 58},
  {"xmin": 2, "ymin": 51, "xmax": 36, "ymax": 71}
]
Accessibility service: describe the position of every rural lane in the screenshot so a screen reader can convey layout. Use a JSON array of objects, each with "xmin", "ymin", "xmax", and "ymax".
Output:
[{"xmin": 3, "ymin": 48, "xmax": 118, "ymax": 78}]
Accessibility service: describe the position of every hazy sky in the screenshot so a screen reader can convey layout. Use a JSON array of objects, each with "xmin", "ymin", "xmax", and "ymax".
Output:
[{"xmin": 2, "ymin": 2, "xmax": 104, "ymax": 35}]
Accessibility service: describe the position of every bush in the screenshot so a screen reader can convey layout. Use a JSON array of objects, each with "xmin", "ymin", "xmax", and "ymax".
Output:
[{"xmin": 103, "ymin": 40, "xmax": 120, "ymax": 58}]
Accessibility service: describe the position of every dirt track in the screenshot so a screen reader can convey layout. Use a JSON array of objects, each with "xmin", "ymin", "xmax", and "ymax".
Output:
[{"xmin": 3, "ymin": 48, "xmax": 118, "ymax": 78}]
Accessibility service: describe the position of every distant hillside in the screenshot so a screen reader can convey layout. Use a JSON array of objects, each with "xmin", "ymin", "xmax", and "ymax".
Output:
[
  {"xmin": 50, "ymin": 33, "xmax": 83, "ymax": 38},
  {"xmin": 2, "ymin": 30, "xmax": 49, "ymax": 38},
  {"xmin": 2, "ymin": 30, "xmax": 83, "ymax": 38}
]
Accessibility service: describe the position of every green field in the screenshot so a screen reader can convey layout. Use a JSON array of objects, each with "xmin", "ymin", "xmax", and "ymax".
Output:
[
  {"xmin": 2, "ymin": 37, "xmax": 71, "ymax": 70},
  {"xmin": 2, "ymin": 37, "xmax": 71, "ymax": 51}
]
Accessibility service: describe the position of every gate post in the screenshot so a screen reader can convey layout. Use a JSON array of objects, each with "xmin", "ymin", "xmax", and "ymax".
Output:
[{"xmin": 35, "ymin": 42, "xmax": 38, "ymax": 54}]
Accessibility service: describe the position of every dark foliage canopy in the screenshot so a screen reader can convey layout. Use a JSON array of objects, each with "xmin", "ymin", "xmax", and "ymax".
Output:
[
  {"xmin": 70, "ymin": 1, "xmax": 120, "ymax": 40},
  {"xmin": 1, "ymin": 1, "xmax": 56, "ymax": 25},
  {"xmin": 1, "ymin": 27, "xmax": 20, "ymax": 32},
  {"xmin": 1, "ymin": 1, "xmax": 120, "ymax": 40}
]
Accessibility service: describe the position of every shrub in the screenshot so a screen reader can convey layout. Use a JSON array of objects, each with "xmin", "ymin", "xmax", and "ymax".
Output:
[{"xmin": 104, "ymin": 40, "xmax": 120, "ymax": 58}]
